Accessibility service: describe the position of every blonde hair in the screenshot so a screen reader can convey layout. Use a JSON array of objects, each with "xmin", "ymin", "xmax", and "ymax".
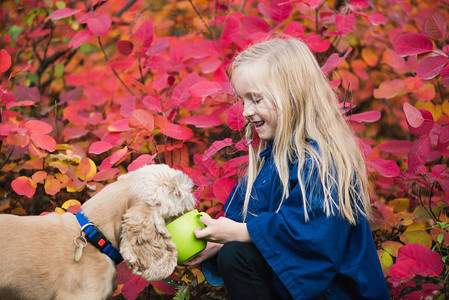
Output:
[{"xmin": 230, "ymin": 38, "xmax": 370, "ymax": 224}]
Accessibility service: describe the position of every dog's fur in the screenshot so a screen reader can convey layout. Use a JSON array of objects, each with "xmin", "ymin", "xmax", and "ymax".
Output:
[{"xmin": 0, "ymin": 164, "xmax": 196, "ymax": 300}]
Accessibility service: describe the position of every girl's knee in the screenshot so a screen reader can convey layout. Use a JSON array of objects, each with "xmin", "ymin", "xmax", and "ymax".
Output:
[{"xmin": 217, "ymin": 242, "xmax": 260, "ymax": 274}]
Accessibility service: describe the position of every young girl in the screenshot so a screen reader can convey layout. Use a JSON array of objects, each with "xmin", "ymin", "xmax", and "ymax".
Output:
[{"xmin": 188, "ymin": 38, "xmax": 390, "ymax": 299}]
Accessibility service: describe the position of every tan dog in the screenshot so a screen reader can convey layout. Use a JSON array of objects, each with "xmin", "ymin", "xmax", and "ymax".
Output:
[{"xmin": 0, "ymin": 164, "xmax": 196, "ymax": 300}]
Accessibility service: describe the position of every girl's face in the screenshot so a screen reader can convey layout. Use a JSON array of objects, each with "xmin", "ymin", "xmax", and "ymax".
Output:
[{"xmin": 232, "ymin": 69, "xmax": 278, "ymax": 142}]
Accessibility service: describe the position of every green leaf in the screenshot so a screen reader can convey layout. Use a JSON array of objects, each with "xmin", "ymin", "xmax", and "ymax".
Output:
[
  {"xmin": 56, "ymin": 1, "xmax": 66, "ymax": 9},
  {"xmin": 55, "ymin": 63, "xmax": 64, "ymax": 77},
  {"xmin": 438, "ymin": 233, "xmax": 444, "ymax": 244},
  {"xmin": 8, "ymin": 25, "xmax": 23, "ymax": 45}
]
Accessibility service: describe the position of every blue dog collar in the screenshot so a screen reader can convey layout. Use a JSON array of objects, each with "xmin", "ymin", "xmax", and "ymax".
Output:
[{"xmin": 75, "ymin": 210, "xmax": 123, "ymax": 264}]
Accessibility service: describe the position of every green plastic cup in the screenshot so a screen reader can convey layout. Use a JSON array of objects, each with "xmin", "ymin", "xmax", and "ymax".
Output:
[{"xmin": 166, "ymin": 209, "xmax": 210, "ymax": 264}]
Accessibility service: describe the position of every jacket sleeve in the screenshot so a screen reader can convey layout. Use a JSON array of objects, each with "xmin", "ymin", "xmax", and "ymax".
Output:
[{"xmin": 246, "ymin": 158, "xmax": 352, "ymax": 299}]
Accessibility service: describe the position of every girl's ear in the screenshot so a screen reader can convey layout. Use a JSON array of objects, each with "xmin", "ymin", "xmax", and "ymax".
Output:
[{"xmin": 120, "ymin": 204, "xmax": 177, "ymax": 281}]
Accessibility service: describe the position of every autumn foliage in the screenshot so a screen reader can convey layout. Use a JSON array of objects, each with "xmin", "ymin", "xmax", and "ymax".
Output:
[{"xmin": 1, "ymin": 0, "xmax": 449, "ymax": 299}]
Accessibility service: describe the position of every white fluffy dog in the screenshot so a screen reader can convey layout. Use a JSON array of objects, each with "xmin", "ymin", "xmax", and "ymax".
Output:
[{"xmin": 0, "ymin": 164, "xmax": 196, "ymax": 300}]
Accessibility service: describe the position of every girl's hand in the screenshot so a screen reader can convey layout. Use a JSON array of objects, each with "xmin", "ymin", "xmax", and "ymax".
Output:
[
  {"xmin": 183, "ymin": 242, "xmax": 223, "ymax": 265},
  {"xmin": 193, "ymin": 216, "xmax": 252, "ymax": 244}
]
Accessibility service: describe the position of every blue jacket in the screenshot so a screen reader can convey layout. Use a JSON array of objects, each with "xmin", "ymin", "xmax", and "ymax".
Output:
[{"xmin": 223, "ymin": 141, "xmax": 390, "ymax": 299}]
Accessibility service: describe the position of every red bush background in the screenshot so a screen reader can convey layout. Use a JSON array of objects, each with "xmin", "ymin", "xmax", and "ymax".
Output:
[{"xmin": 1, "ymin": 0, "xmax": 448, "ymax": 299}]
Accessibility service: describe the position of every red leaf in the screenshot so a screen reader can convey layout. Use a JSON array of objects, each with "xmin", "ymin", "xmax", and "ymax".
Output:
[
  {"xmin": 188, "ymin": 81, "xmax": 222, "ymax": 98},
  {"xmin": 11, "ymin": 176, "xmax": 36, "ymax": 198},
  {"xmin": 48, "ymin": 8, "xmax": 82, "ymax": 20},
  {"xmin": 304, "ymin": 34, "xmax": 331, "ymax": 52},
  {"xmin": 226, "ymin": 102, "xmax": 245, "ymax": 131},
  {"xmin": 241, "ymin": 15, "xmax": 270, "ymax": 34},
  {"xmin": 12, "ymin": 85, "xmax": 40, "ymax": 102},
  {"xmin": 213, "ymin": 177, "xmax": 236, "ymax": 204},
  {"xmin": 417, "ymin": 55, "xmax": 448, "ymax": 80},
  {"xmin": 439, "ymin": 125, "xmax": 449, "ymax": 144},
  {"xmin": 408, "ymin": 136, "xmax": 431, "ymax": 173},
  {"xmin": 201, "ymin": 59, "xmax": 222, "ymax": 74},
  {"xmin": 403, "ymin": 102, "xmax": 424, "ymax": 128},
  {"xmin": 30, "ymin": 134, "xmax": 56, "ymax": 152},
  {"xmin": 69, "ymin": 28, "xmax": 92, "ymax": 48},
  {"xmin": 142, "ymin": 95, "xmax": 162, "ymax": 113},
  {"xmin": 181, "ymin": 114, "xmax": 223, "ymax": 128},
  {"xmin": 121, "ymin": 275, "xmax": 149, "ymax": 300},
  {"xmin": 25, "ymin": 120, "xmax": 53, "ymax": 135},
  {"xmin": 93, "ymin": 168, "xmax": 119, "ymax": 181},
  {"xmin": 366, "ymin": 158, "xmax": 400, "ymax": 177},
  {"xmin": 88, "ymin": 141, "xmax": 113, "ymax": 154},
  {"xmin": 135, "ymin": 20, "xmax": 154, "ymax": 51},
  {"xmin": 377, "ymin": 140, "xmax": 414, "ymax": 156},
  {"xmin": 31, "ymin": 171, "xmax": 47, "ymax": 184},
  {"xmin": 117, "ymin": 40, "xmax": 134, "ymax": 55},
  {"xmin": 408, "ymin": 109, "xmax": 434, "ymax": 137},
  {"xmin": 321, "ymin": 48, "xmax": 352, "ymax": 75},
  {"xmin": 152, "ymin": 73, "xmax": 169, "ymax": 92},
  {"xmin": 6, "ymin": 101, "xmax": 35, "ymax": 110},
  {"xmin": 258, "ymin": 0, "xmax": 293, "ymax": 22},
  {"xmin": 108, "ymin": 118, "xmax": 131, "ymax": 132},
  {"xmin": 393, "ymin": 33, "xmax": 433, "ymax": 57},
  {"xmin": 335, "ymin": 14, "xmax": 355, "ymax": 36},
  {"xmin": 128, "ymin": 109, "xmax": 154, "ymax": 133},
  {"xmin": 127, "ymin": 154, "xmax": 157, "ymax": 172},
  {"xmin": 423, "ymin": 11, "xmax": 447, "ymax": 39},
  {"xmin": 221, "ymin": 14, "xmax": 240, "ymax": 47},
  {"xmin": 203, "ymin": 138, "xmax": 233, "ymax": 160},
  {"xmin": 120, "ymin": 96, "xmax": 136, "ymax": 117},
  {"xmin": 109, "ymin": 146, "xmax": 129, "ymax": 165},
  {"xmin": 161, "ymin": 124, "xmax": 193, "ymax": 140},
  {"xmin": 86, "ymin": 13, "xmax": 111, "ymax": 36},
  {"xmin": 148, "ymin": 277, "xmax": 178, "ymax": 295},
  {"xmin": 0, "ymin": 49, "xmax": 12, "ymax": 73},
  {"xmin": 194, "ymin": 154, "xmax": 221, "ymax": 179},
  {"xmin": 222, "ymin": 155, "xmax": 249, "ymax": 177},
  {"xmin": 172, "ymin": 73, "xmax": 200, "ymax": 106},
  {"xmin": 367, "ymin": 13, "xmax": 386, "ymax": 26},
  {"xmin": 347, "ymin": 111, "xmax": 381, "ymax": 123},
  {"xmin": 388, "ymin": 243, "xmax": 443, "ymax": 287},
  {"xmin": 60, "ymin": 87, "xmax": 84, "ymax": 103}
]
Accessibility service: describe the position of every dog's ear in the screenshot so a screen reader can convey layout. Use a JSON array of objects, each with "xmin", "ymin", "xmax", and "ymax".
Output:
[{"xmin": 120, "ymin": 204, "xmax": 177, "ymax": 281}]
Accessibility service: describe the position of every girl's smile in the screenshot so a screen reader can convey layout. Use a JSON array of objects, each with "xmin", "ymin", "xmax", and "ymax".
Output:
[{"xmin": 232, "ymin": 68, "xmax": 278, "ymax": 142}]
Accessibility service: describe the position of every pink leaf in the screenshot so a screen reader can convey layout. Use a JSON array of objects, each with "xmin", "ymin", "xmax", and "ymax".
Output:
[
  {"xmin": 93, "ymin": 168, "xmax": 119, "ymax": 181},
  {"xmin": 203, "ymin": 138, "xmax": 233, "ymax": 161},
  {"xmin": 127, "ymin": 154, "xmax": 157, "ymax": 172},
  {"xmin": 188, "ymin": 81, "xmax": 223, "ymax": 98},
  {"xmin": 417, "ymin": 55, "xmax": 448, "ymax": 80},
  {"xmin": 120, "ymin": 96, "xmax": 136, "ymax": 117},
  {"xmin": 181, "ymin": 114, "xmax": 223, "ymax": 128},
  {"xmin": 222, "ymin": 155, "xmax": 248, "ymax": 177},
  {"xmin": 408, "ymin": 109, "xmax": 434, "ymax": 137},
  {"xmin": 135, "ymin": 20, "xmax": 154, "ymax": 51},
  {"xmin": 388, "ymin": 243, "xmax": 443, "ymax": 287},
  {"xmin": 347, "ymin": 111, "xmax": 381, "ymax": 123},
  {"xmin": 408, "ymin": 136, "xmax": 431, "ymax": 173},
  {"xmin": 201, "ymin": 59, "xmax": 222, "ymax": 74},
  {"xmin": 161, "ymin": 124, "xmax": 193, "ymax": 140},
  {"xmin": 25, "ymin": 120, "xmax": 53, "ymax": 135},
  {"xmin": 221, "ymin": 14, "xmax": 240, "ymax": 47},
  {"xmin": 270, "ymin": 0, "xmax": 293, "ymax": 22},
  {"xmin": 11, "ymin": 176, "xmax": 36, "ymax": 198},
  {"xmin": 86, "ymin": 13, "xmax": 111, "ymax": 36},
  {"xmin": 88, "ymin": 141, "xmax": 113, "ymax": 154},
  {"xmin": 117, "ymin": 40, "xmax": 134, "ymax": 55},
  {"xmin": 30, "ymin": 134, "xmax": 56, "ymax": 152},
  {"xmin": 227, "ymin": 102, "xmax": 245, "ymax": 131},
  {"xmin": 142, "ymin": 95, "xmax": 162, "ymax": 113},
  {"xmin": 152, "ymin": 73, "xmax": 169, "ymax": 92},
  {"xmin": 194, "ymin": 154, "xmax": 221, "ymax": 179},
  {"xmin": 60, "ymin": 87, "xmax": 84, "ymax": 103},
  {"xmin": 367, "ymin": 13, "xmax": 386, "ymax": 26},
  {"xmin": 393, "ymin": 33, "xmax": 433, "ymax": 57},
  {"xmin": 439, "ymin": 125, "xmax": 449, "ymax": 144},
  {"xmin": 441, "ymin": 64, "xmax": 449, "ymax": 87},
  {"xmin": 335, "ymin": 14, "xmax": 355, "ymax": 36},
  {"xmin": 108, "ymin": 118, "xmax": 131, "ymax": 132},
  {"xmin": 349, "ymin": 0, "xmax": 369, "ymax": 10},
  {"xmin": 121, "ymin": 275, "xmax": 150, "ymax": 300},
  {"xmin": 48, "ymin": 8, "xmax": 82, "ymax": 20},
  {"xmin": 241, "ymin": 15, "xmax": 270, "ymax": 34},
  {"xmin": 0, "ymin": 49, "xmax": 12, "ymax": 73},
  {"xmin": 172, "ymin": 73, "xmax": 200, "ymax": 105},
  {"xmin": 213, "ymin": 177, "xmax": 236, "ymax": 205},
  {"xmin": 423, "ymin": 11, "xmax": 447, "ymax": 39},
  {"xmin": 377, "ymin": 140, "xmax": 414, "ymax": 156},
  {"xmin": 321, "ymin": 47, "xmax": 352, "ymax": 75},
  {"xmin": 6, "ymin": 101, "xmax": 35, "ymax": 110},
  {"xmin": 109, "ymin": 146, "xmax": 129, "ymax": 165},
  {"xmin": 12, "ymin": 85, "xmax": 40, "ymax": 102},
  {"xmin": 69, "ymin": 28, "xmax": 92, "ymax": 48},
  {"xmin": 366, "ymin": 158, "xmax": 400, "ymax": 177},
  {"xmin": 403, "ymin": 102, "xmax": 424, "ymax": 128},
  {"xmin": 128, "ymin": 109, "xmax": 154, "ymax": 133},
  {"xmin": 304, "ymin": 34, "xmax": 331, "ymax": 52}
]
